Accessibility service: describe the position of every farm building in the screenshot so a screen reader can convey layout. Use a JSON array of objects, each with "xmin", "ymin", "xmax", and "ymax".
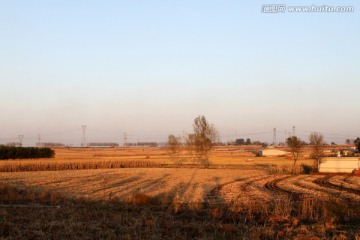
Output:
[
  {"xmin": 258, "ymin": 148, "xmax": 287, "ymax": 156},
  {"xmin": 318, "ymin": 157, "xmax": 360, "ymax": 173}
]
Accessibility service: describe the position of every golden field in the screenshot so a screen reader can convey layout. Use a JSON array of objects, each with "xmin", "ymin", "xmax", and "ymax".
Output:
[
  {"xmin": 0, "ymin": 146, "xmax": 315, "ymax": 171},
  {"xmin": 1, "ymin": 146, "xmax": 360, "ymax": 239}
]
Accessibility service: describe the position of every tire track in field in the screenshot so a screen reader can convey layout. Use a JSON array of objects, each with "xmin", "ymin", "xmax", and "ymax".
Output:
[
  {"xmin": 264, "ymin": 175, "xmax": 303, "ymax": 200},
  {"xmin": 240, "ymin": 175, "xmax": 273, "ymax": 191},
  {"xmin": 313, "ymin": 175, "xmax": 360, "ymax": 200},
  {"xmin": 205, "ymin": 176, "xmax": 254, "ymax": 205},
  {"xmin": 205, "ymin": 175, "xmax": 272, "ymax": 205},
  {"xmin": 343, "ymin": 175, "xmax": 360, "ymax": 187},
  {"xmin": 290, "ymin": 175, "xmax": 335, "ymax": 198}
]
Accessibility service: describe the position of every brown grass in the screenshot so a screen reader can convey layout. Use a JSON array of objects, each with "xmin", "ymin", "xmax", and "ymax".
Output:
[{"xmin": 0, "ymin": 182, "xmax": 359, "ymax": 239}]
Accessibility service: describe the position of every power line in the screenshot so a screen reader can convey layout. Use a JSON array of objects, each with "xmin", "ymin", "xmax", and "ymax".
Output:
[
  {"xmin": 229, "ymin": 131, "xmax": 273, "ymax": 137},
  {"xmin": 42, "ymin": 128, "xmax": 81, "ymax": 137},
  {"xmin": 296, "ymin": 129, "xmax": 357, "ymax": 138}
]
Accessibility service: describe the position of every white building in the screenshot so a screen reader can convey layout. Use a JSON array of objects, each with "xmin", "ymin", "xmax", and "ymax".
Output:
[
  {"xmin": 258, "ymin": 148, "xmax": 287, "ymax": 157},
  {"xmin": 318, "ymin": 157, "xmax": 360, "ymax": 173}
]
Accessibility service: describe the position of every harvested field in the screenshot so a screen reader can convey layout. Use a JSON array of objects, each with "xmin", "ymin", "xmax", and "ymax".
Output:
[
  {"xmin": 1, "ymin": 147, "xmax": 360, "ymax": 239},
  {"xmin": 0, "ymin": 168, "xmax": 264, "ymax": 204},
  {"xmin": 1, "ymin": 168, "xmax": 359, "ymax": 206}
]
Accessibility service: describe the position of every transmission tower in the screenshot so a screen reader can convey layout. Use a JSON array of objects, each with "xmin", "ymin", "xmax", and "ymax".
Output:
[
  {"xmin": 18, "ymin": 135, "xmax": 23, "ymax": 147},
  {"xmin": 81, "ymin": 125, "xmax": 87, "ymax": 147},
  {"xmin": 123, "ymin": 132, "xmax": 127, "ymax": 147},
  {"xmin": 273, "ymin": 128, "xmax": 276, "ymax": 146},
  {"xmin": 292, "ymin": 126, "xmax": 296, "ymax": 137},
  {"xmin": 37, "ymin": 134, "xmax": 42, "ymax": 147}
]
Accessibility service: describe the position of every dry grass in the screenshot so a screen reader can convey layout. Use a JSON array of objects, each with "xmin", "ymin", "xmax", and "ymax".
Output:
[
  {"xmin": 0, "ymin": 168, "xmax": 264, "ymax": 203},
  {"xmin": 0, "ymin": 182, "xmax": 359, "ymax": 239}
]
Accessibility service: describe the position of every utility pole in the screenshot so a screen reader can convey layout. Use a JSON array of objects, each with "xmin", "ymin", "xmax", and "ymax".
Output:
[{"xmin": 81, "ymin": 125, "xmax": 87, "ymax": 147}]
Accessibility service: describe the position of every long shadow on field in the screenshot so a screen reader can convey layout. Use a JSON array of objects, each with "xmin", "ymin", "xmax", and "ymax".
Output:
[
  {"xmin": 2, "ymin": 181, "xmax": 360, "ymax": 240},
  {"xmin": 92, "ymin": 176, "xmax": 143, "ymax": 194},
  {"xmin": 112, "ymin": 173, "xmax": 172, "ymax": 199},
  {"xmin": 140, "ymin": 174, "xmax": 171, "ymax": 192},
  {"xmin": 53, "ymin": 173, "xmax": 122, "ymax": 192}
]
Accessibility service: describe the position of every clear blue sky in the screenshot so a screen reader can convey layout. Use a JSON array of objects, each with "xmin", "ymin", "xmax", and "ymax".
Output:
[{"xmin": 0, "ymin": 0, "xmax": 359, "ymax": 146}]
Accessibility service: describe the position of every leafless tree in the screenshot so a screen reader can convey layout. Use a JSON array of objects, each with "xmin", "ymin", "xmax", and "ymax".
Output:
[
  {"xmin": 309, "ymin": 132, "xmax": 325, "ymax": 171},
  {"xmin": 185, "ymin": 133, "xmax": 196, "ymax": 157},
  {"xmin": 309, "ymin": 132, "xmax": 325, "ymax": 158},
  {"xmin": 167, "ymin": 134, "xmax": 182, "ymax": 164},
  {"xmin": 167, "ymin": 134, "xmax": 181, "ymax": 155},
  {"xmin": 287, "ymin": 136, "xmax": 303, "ymax": 174},
  {"xmin": 187, "ymin": 115, "xmax": 218, "ymax": 166}
]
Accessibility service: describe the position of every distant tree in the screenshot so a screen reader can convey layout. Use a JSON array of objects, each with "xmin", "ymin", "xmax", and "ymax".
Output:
[
  {"xmin": 167, "ymin": 134, "xmax": 182, "ymax": 164},
  {"xmin": 191, "ymin": 115, "xmax": 218, "ymax": 166},
  {"xmin": 355, "ymin": 137, "xmax": 360, "ymax": 152},
  {"xmin": 301, "ymin": 141, "xmax": 309, "ymax": 145},
  {"xmin": 245, "ymin": 138, "xmax": 251, "ymax": 145},
  {"xmin": 235, "ymin": 138, "xmax": 245, "ymax": 145},
  {"xmin": 287, "ymin": 136, "xmax": 303, "ymax": 174},
  {"xmin": 185, "ymin": 133, "xmax": 196, "ymax": 157},
  {"xmin": 167, "ymin": 135, "xmax": 181, "ymax": 155},
  {"xmin": 309, "ymin": 132, "xmax": 325, "ymax": 159},
  {"xmin": 345, "ymin": 139, "xmax": 351, "ymax": 144},
  {"xmin": 252, "ymin": 140, "xmax": 268, "ymax": 147}
]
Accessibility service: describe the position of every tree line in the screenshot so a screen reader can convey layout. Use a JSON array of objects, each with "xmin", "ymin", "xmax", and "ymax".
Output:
[{"xmin": 0, "ymin": 146, "xmax": 55, "ymax": 160}]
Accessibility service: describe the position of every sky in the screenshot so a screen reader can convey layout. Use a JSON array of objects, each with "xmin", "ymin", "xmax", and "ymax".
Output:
[{"xmin": 0, "ymin": 0, "xmax": 359, "ymax": 146}]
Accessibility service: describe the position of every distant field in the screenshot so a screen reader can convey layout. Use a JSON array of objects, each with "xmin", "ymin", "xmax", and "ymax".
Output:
[{"xmin": 0, "ymin": 146, "xmax": 316, "ymax": 172}]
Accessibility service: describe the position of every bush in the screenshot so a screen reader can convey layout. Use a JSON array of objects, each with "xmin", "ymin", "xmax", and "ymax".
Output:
[{"xmin": 301, "ymin": 164, "xmax": 313, "ymax": 174}]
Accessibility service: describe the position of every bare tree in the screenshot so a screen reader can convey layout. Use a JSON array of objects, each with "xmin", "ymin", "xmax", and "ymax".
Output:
[
  {"xmin": 167, "ymin": 134, "xmax": 181, "ymax": 155},
  {"xmin": 188, "ymin": 115, "xmax": 218, "ymax": 166},
  {"xmin": 309, "ymin": 132, "xmax": 325, "ymax": 158},
  {"xmin": 167, "ymin": 134, "xmax": 182, "ymax": 164},
  {"xmin": 185, "ymin": 133, "xmax": 196, "ymax": 158},
  {"xmin": 287, "ymin": 136, "xmax": 303, "ymax": 174}
]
